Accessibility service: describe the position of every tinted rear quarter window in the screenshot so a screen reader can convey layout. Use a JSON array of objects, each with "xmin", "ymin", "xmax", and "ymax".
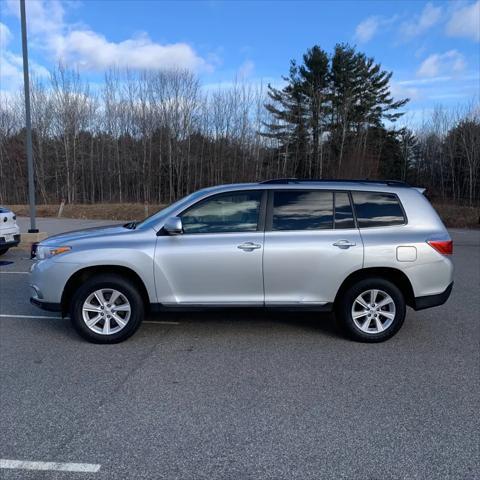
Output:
[
  {"xmin": 352, "ymin": 192, "xmax": 406, "ymax": 228},
  {"xmin": 272, "ymin": 190, "xmax": 333, "ymax": 230}
]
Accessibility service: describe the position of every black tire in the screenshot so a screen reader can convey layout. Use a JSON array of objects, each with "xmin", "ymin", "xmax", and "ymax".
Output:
[
  {"xmin": 70, "ymin": 274, "xmax": 145, "ymax": 344},
  {"xmin": 0, "ymin": 248, "xmax": 9, "ymax": 256},
  {"xmin": 336, "ymin": 277, "xmax": 406, "ymax": 343}
]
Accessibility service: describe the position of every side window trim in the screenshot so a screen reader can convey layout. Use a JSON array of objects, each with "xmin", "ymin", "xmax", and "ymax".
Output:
[
  {"xmin": 266, "ymin": 189, "xmax": 274, "ymax": 231},
  {"xmin": 351, "ymin": 190, "xmax": 408, "ymax": 229},
  {"xmin": 257, "ymin": 190, "xmax": 268, "ymax": 232},
  {"xmin": 348, "ymin": 191, "xmax": 359, "ymax": 229},
  {"xmin": 178, "ymin": 189, "xmax": 267, "ymax": 235},
  {"xmin": 333, "ymin": 191, "xmax": 336, "ymax": 229}
]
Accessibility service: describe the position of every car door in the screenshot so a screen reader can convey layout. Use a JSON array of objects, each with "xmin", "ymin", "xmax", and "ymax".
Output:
[
  {"xmin": 154, "ymin": 190, "xmax": 266, "ymax": 305},
  {"xmin": 263, "ymin": 190, "xmax": 363, "ymax": 306}
]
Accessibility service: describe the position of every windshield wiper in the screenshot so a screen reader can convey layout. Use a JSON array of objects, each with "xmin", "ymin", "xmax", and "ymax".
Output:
[{"xmin": 123, "ymin": 221, "xmax": 137, "ymax": 230}]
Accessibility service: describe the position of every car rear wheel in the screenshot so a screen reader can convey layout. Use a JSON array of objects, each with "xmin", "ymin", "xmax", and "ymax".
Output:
[
  {"xmin": 337, "ymin": 278, "xmax": 406, "ymax": 342},
  {"xmin": 70, "ymin": 274, "xmax": 144, "ymax": 343}
]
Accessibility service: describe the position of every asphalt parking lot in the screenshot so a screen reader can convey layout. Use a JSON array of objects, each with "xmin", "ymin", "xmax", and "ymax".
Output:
[{"xmin": 0, "ymin": 224, "xmax": 478, "ymax": 480}]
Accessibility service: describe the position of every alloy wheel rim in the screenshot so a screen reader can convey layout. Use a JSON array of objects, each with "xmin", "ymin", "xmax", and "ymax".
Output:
[
  {"xmin": 82, "ymin": 288, "xmax": 131, "ymax": 335},
  {"xmin": 351, "ymin": 289, "xmax": 396, "ymax": 334}
]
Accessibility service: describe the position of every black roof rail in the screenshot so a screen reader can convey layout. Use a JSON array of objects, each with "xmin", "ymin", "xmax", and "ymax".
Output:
[
  {"xmin": 260, "ymin": 178, "xmax": 411, "ymax": 187},
  {"xmin": 260, "ymin": 178, "xmax": 300, "ymax": 184}
]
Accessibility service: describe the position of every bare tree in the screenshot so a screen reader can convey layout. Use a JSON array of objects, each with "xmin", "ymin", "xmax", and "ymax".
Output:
[{"xmin": 0, "ymin": 65, "xmax": 478, "ymax": 208}]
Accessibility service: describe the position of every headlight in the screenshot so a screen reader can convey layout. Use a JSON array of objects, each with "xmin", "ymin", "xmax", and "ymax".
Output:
[{"xmin": 36, "ymin": 245, "xmax": 72, "ymax": 260}]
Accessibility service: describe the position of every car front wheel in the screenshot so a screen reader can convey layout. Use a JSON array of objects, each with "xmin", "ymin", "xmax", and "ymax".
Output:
[
  {"xmin": 337, "ymin": 278, "xmax": 406, "ymax": 342},
  {"xmin": 70, "ymin": 274, "xmax": 144, "ymax": 344}
]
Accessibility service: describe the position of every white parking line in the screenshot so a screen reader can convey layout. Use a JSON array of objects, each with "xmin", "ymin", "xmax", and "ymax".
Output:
[
  {"xmin": 0, "ymin": 314, "xmax": 62, "ymax": 319},
  {"xmin": 0, "ymin": 459, "xmax": 101, "ymax": 473},
  {"xmin": 0, "ymin": 314, "xmax": 179, "ymax": 325},
  {"xmin": 0, "ymin": 271, "xmax": 29, "ymax": 274},
  {"xmin": 145, "ymin": 320, "xmax": 180, "ymax": 325}
]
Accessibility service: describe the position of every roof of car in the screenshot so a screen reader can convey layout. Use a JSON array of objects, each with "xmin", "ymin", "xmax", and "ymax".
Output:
[
  {"xmin": 260, "ymin": 178, "xmax": 410, "ymax": 187},
  {"xmin": 198, "ymin": 179, "xmax": 416, "ymax": 195}
]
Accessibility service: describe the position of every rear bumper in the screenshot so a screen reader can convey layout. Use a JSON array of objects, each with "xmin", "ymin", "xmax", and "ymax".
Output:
[
  {"xmin": 0, "ymin": 233, "xmax": 20, "ymax": 249},
  {"xmin": 413, "ymin": 282, "xmax": 453, "ymax": 311},
  {"xmin": 30, "ymin": 296, "xmax": 62, "ymax": 312}
]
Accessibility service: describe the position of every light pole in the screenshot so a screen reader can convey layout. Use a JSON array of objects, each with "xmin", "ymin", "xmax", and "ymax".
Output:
[{"xmin": 20, "ymin": 0, "xmax": 38, "ymax": 233}]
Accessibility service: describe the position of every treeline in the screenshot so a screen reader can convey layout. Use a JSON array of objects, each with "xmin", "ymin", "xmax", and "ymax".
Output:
[
  {"xmin": 0, "ymin": 44, "xmax": 478, "ymax": 206},
  {"xmin": 262, "ymin": 45, "xmax": 479, "ymax": 205}
]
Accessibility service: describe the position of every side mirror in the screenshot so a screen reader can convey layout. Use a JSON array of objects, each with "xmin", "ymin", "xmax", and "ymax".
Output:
[{"xmin": 163, "ymin": 216, "xmax": 183, "ymax": 235}]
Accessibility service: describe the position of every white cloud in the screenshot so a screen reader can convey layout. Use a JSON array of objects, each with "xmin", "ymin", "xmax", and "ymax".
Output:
[
  {"xmin": 0, "ymin": 21, "xmax": 49, "ymax": 92},
  {"xmin": 4, "ymin": 0, "xmax": 211, "ymax": 72},
  {"xmin": 417, "ymin": 55, "xmax": 441, "ymax": 77},
  {"xmin": 0, "ymin": 50, "xmax": 50, "ymax": 85},
  {"xmin": 446, "ymin": 1, "xmax": 480, "ymax": 42},
  {"xmin": 354, "ymin": 15, "xmax": 398, "ymax": 43},
  {"xmin": 399, "ymin": 75, "xmax": 456, "ymax": 86},
  {"xmin": 390, "ymin": 81, "xmax": 421, "ymax": 101},
  {"xmin": 238, "ymin": 60, "xmax": 255, "ymax": 79},
  {"xmin": 6, "ymin": 0, "xmax": 65, "ymax": 35},
  {"xmin": 417, "ymin": 50, "xmax": 466, "ymax": 77},
  {"xmin": 0, "ymin": 22, "xmax": 12, "ymax": 47},
  {"xmin": 57, "ymin": 30, "xmax": 209, "ymax": 71},
  {"xmin": 400, "ymin": 2, "xmax": 443, "ymax": 39},
  {"xmin": 355, "ymin": 17, "xmax": 380, "ymax": 43}
]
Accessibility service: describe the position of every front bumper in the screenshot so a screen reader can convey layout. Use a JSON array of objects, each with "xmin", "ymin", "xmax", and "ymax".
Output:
[
  {"xmin": 30, "ymin": 296, "xmax": 62, "ymax": 312},
  {"xmin": 30, "ymin": 258, "xmax": 81, "ymax": 307},
  {"xmin": 413, "ymin": 282, "xmax": 453, "ymax": 311}
]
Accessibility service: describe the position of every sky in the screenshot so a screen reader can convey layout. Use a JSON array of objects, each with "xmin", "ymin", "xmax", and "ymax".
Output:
[{"xmin": 1, "ymin": 0, "xmax": 479, "ymax": 123}]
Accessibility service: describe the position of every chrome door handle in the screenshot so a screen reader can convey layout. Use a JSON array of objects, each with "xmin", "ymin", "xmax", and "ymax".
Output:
[
  {"xmin": 333, "ymin": 240, "xmax": 356, "ymax": 249},
  {"xmin": 237, "ymin": 242, "xmax": 262, "ymax": 251}
]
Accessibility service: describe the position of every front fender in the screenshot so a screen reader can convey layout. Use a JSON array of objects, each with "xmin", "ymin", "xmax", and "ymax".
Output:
[{"xmin": 55, "ymin": 248, "xmax": 157, "ymax": 303}]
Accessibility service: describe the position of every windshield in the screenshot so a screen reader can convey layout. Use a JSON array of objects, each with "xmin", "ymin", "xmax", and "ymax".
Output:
[{"xmin": 136, "ymin": 190, "xmax": 207, "ymax": 231}]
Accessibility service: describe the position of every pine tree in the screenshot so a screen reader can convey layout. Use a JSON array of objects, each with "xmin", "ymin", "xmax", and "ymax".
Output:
[
  {"xmin": 262, "ymin": 43, "xmax": 409, "ymax": 178},
  {"xmin": 263, "ymin": 46, "xmax": 329, "ymax": 177},
  {"xmin": 398, "ymin": 129, "xmax": 420, "ymax": 181},
  {"xmin": 330, "ymin": 44, "xmax": 409, "ymax": 174},
  {"xmin": 262, "ymin": 62, "xmax": 309, "ymax": 176},
  {"xmin": 298, "ymin": 46, "xmax": 329, "ymax": 177}
]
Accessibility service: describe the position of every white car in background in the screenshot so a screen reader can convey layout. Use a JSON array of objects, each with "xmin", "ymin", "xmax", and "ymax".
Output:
[{"xmin": 0, "ymin": 207, "xmax": 21, "ymax": 256}]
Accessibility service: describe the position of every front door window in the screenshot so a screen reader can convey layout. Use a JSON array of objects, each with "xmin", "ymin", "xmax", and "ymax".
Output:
[{"xmin": 181, "ymin": 191, "xmax": 263, "ymax": 234}]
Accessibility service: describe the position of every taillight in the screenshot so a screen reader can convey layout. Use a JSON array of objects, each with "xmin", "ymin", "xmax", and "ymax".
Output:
[{"xmin": 427, "ymin": 239, "xmax": 453, "ymax": 255}]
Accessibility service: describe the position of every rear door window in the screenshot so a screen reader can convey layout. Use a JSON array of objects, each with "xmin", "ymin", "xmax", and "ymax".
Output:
[
  {"xmin": 272, "ymin": 190, "xmax": 333, "ymax": 230},
  {"xmin": 351, "ymin": 192, "xmax": 406, "ymax": 228}
]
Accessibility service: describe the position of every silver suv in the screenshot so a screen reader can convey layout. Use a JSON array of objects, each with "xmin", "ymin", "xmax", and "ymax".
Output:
[{"xmin": 30, "ymin": 179, "xmax": 454, "ymax": 343}]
